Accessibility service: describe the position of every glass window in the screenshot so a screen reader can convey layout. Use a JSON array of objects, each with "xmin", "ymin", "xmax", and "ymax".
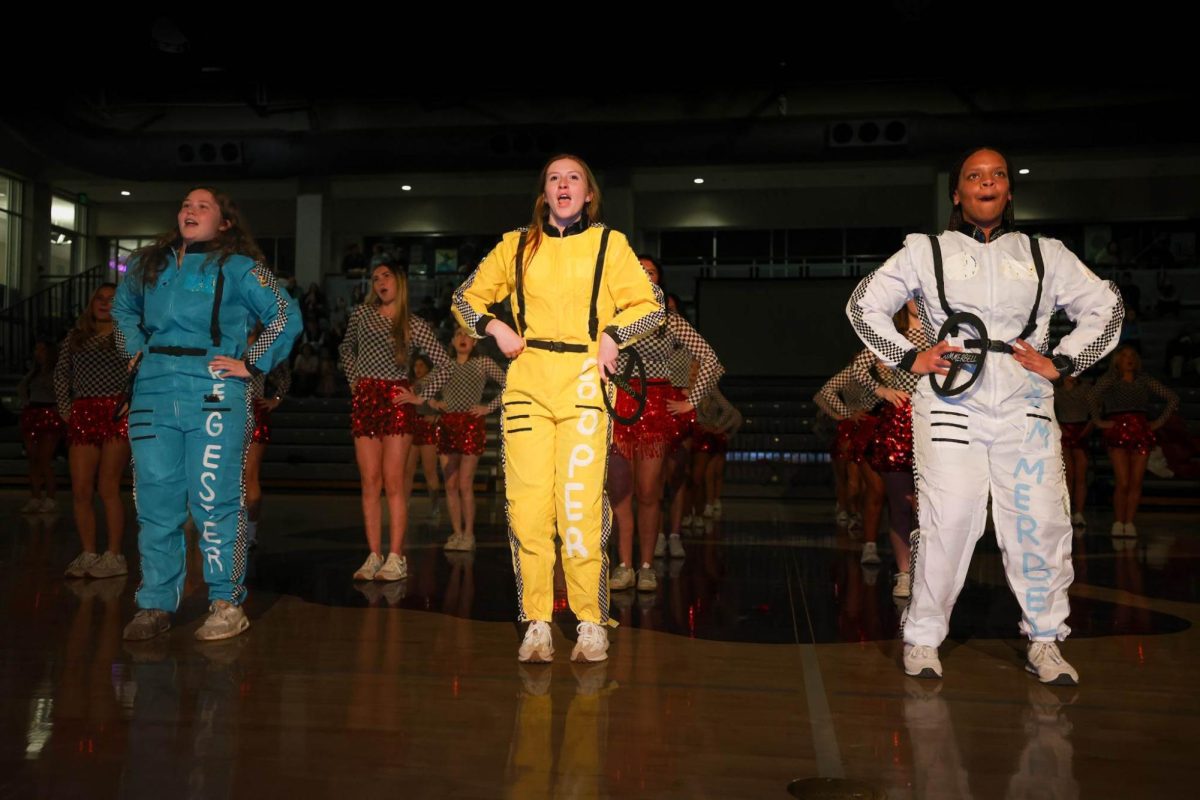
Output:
[{"xmin": 51, "ymin": 196, "xmax": 77, "ymax": 231}]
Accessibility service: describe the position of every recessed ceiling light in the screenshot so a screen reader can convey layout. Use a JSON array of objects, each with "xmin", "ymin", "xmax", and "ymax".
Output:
[
  {"xmin": 693, "ymin": 178, "xmax": 705, "ymax": 185},
  {"xmin": 1018, "ymin": 168, "xmax": 1030, "ymax": 175},
  {"xmin": 120, "ymin": 190, "xmax": 131, "ymax": 196},
  {"xmin": 401, "ymin": 185, "xmax": 412, "ymax": 191}
]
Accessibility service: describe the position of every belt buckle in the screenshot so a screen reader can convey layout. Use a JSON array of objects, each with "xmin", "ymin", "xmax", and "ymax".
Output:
[{"xmin": 550, "ymin": 341, "xmax": 565, "ymax": 353}]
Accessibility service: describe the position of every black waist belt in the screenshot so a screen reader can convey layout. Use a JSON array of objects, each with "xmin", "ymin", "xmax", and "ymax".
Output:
[
  {"xmin": 526, "ymin": 339, "xmax": 589, "ymax": 354},
  {"xmin": 149, "ymin": 346, "xmax": 208, "ymax": 357},
  {"xmin": 963, "ymin": 339, "xmax": 1014, "ymax": 354}
]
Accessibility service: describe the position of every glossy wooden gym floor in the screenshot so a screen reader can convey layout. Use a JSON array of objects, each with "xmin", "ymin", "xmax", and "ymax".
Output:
[{"xmin": 2, "ymin": 491, "xmax": 1196, "ymax": 798}]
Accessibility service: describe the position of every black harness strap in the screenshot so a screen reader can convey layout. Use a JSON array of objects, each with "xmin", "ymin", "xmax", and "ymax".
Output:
[
  {"xmin": 588, "ymin": 228, "xmax": 612, "ymax": 341},
  {"xmin": 1020, "ymin": 238, "xmax": 1046, "ymax": 341},
  {"xmin": 929, "ymin": 235, "xmax": 957, "ymax": 334},
  {"xmin": 513, "ymin": 231, "xmax": 529, "ymax": 336},
  {"xmin": 210, "ymin": 264, "xmax": 225, "ymax": 347}
]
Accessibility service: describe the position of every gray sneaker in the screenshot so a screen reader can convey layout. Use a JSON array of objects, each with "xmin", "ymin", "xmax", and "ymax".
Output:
[
  {"xmin": 64, "ymin": 551, "xmax": 99, "ymax": 579},
  {"xmin": 610, "ymin": 564, "xmax": 635, "ymax": 591},
  {"xmin": 123, "ymin": 609, "xmax": 171, "ymax": 641},
  {"xmin": 667, "ymin": 534, "xmax": 686, "ymax": 558},
  {"xmin": 636, "ymin": 567, "xmax": 658, "ymax": 592},
  {"xmin": 374, "ymin": 553, "xmax": 408, "ymax": 581},
  {"xmin": 87, "ymin": 552, "xmax": 128, "ymax": 579},
  {"xmin": 195, "ymin": 600, "xmax": 250, "ymax": 641},
  {"xmin": 353, "ymin": 553, "xmax": 384, "ymax": 581}
]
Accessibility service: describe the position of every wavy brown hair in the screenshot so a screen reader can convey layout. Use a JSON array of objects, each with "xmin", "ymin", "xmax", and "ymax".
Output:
[
  {"xmin": 68, "ymin": 283, "xmax": 118, "ymax": 352},
  {"xmin": 524, "ymin": 154, "xmax": 603, "ymax": 267},
  {"xmin": 366, "ymin": 263, "xmax": 412, "ymax": 364},
  {"xmin": 132, "ymin": 187, "xmax": 266, "ymax": 287}
]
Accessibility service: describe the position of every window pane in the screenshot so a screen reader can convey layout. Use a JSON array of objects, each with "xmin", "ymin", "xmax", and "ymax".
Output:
[
  {"xmin": 0, "ymin": 176, "xmax": 11, "ymax": 212},
  {"xmin": 51, "ymin": 196, "xmax": 77, "ymax": 231}
]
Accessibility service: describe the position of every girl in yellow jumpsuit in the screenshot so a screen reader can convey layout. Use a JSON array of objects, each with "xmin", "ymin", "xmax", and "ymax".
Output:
[{"xmin": 453, "ymin": 154, "xmax": 663, "ymax": 663}]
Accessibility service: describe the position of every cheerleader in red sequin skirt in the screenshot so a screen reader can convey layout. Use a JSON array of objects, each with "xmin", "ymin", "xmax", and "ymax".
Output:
[
  {"xmin": 425, "ymin": 328, "xmax": 506, "ymax": 551},
  {"xmin": 609, "ymin": 257, "xmax": 723, "ymax": 593},
  {"xmin": 338, "ymin": 263, "xmax": 450, "ymax": 582},
  {"xmin": 852, "ymin": 301, "xmax": 928, "ymax": 596},
  {"xmin": 244, "ymin": 323, "xmax": 291, "ymax": 550},
  {"xmin": 815, "ymin": 351, "xmax": 878, "ymax": 535},
  {"xmin": 404, "ymin": 354, "xmax": 443, "ymax": 517},
  {"xmin": 53, "ymin": 283, "xmax": 131, "ymax": 580},
  {"xmin": 17, "ymin": 340, "xmax": 66, "ymax": 514},
  {"xmin": 1091, "ymin": 344, "xmax": 1179, "ymax": 537}
]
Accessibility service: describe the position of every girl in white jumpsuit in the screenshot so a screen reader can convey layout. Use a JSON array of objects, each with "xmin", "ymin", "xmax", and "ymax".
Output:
[{"xmin": 846, "ymin": 147, "xmax": 1123, "ymax": 685}]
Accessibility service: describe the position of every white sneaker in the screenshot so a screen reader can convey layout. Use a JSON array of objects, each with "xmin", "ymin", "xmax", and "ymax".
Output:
[
  {"xmin": 903, "ymin": 643, "xmax": 943, "ymax": 679},
  {"xmin": 87, "ymin": 552, "xmax": 128, "ymax": 579},
  {"xmin": 835, "ymin": 510, "xmax": 850, "ymax": 527},
  {"xmin": 21, "ymin": 498, "xmax": 41, "ymax": 513},
  {"xmin": 353, "ymin": 553, "xmax": 384, "ymax": 581},
  {"xmin": 374, "ymin": 553, "xmax": 408, "ymax": 581},
  {"xmin": 691, "ymin": 514, "xmax": 706, "ymax": 530},
  {"xmin": 702, "ymin": 503, "xmax": 716, "ymax": 518},
  {"xmin": 667, "ymin": 534, "xmax": 685, "ymax": 558},
  {"xmin": 610, "ymin": 564, "xmax": 635, "ymax": 591},
  {"xmin": 636, "ymin": 566, "xmax": 658, "ymax": 592},
  {"xmin": 1071, "ymin": 512, "xmax": 1086, "ymax": 527},
  {"xmin": 861, "ymin": 542, "xmax": 881, "ymax": 565},
  {"xmin": 1124, "ymin": 522, "xmax": 1138, "ymax": 538},
  {"xmin": 681, "ymin": 514, "xmax": 695, "ymax": 527},
  {"xmin": 194, "ymin": 600, "xmax": 250, "ymax": 641},
  {"xmin": 444, "ymin": 533, "xmax": 466, "ymax": 551},
  {"xmin": 1111, "ymin": 521, "xmax": 1127, "ymax": 538},
  {"xmin": 653, "ymin": 533, "xmax": 667, "ymax": 558},
  {"xmin": 64, "ymin": 552, "xmax": 99, "ymax": 579},
  {"xmin": 518, "ymin": 620, "xmax": 554, "ymax": 663},
  {"xmin": 892, "ymin": 572, "xmax": 911, "ymax": 599},
  {"xmin": 571, "ymin": 622, "xmax": 609, "ymax": 663},
  {"xmin": 712, "ymin": 500, "xmax": 722, "ymax": 517},
  {"xmin": 1026, "ymin": 641, "xmax": 1079, "ymax": 686},
  {"xmin": 38, "ymin": 498, "xmax": 58, "ymax": 513}
]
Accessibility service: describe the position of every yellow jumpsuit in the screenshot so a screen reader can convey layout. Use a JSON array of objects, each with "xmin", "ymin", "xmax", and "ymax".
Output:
[{"xmin": 453, "ymin": 221, "xmax": 663, "ymax": 625}]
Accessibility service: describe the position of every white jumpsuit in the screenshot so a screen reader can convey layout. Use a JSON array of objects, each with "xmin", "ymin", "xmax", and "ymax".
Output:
[{"xmin": 847, "ymin": 229, "xmax": 1123, "ymax": 646}]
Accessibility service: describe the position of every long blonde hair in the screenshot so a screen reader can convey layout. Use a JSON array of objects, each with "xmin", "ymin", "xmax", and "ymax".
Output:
[
  {"xmin": 367, "ymin": 263, "xmax": 411, "ymax": 363},
  {"xmin": 524, "ymin": 154, "xmax": 603, "ymax": 267},
  {"xmin": 68, "ymin": 283, "xmax": 117, "ymax": 352}
]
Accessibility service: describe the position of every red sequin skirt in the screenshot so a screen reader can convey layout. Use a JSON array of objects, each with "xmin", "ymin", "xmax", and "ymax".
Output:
[
  {"xmin": 67, "ymin": 396, "xmax": 128, "ymax": 447},
  {"xmin": 251, "ymin": 406, "xmax": 272, "ymax": 445},
  {"xmin": 413, "ymin": 415, "xmax": 438, "ymax": 446},
  {"xmin": 20, "ymin": 405, "xmax": 66, "ymax": 442},
  {"xmin": 614, "ymin": 380, "xmax": 690, "ymax": 459},
  {"xmin": 693, "ymin": 427, "xmax": 728, "ymax": 454},
  {"xmin": 437, "ymin": 411, "xmax": 487, "ymax": 456},
  {"xmin": 1060, "ymin": 421, "xmax": 1090, "ymax": 451},
  {"xmin": 351, "ymin": 378, "xmax": 416, "ymax": 439},
  {"xmin": 867, "ymin": 401, "xmax": 913, "ymax": 473},
  {"xmin": 1102, "ymin": 412, "xmax": 1157, "ymax": 455},
  {"xmin": 832, "ymin": 415, "xmax": 879, "ymax": 464}
]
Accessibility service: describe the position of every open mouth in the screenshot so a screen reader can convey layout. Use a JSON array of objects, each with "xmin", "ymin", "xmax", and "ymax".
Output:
[{"xmin": 556, "ymin": 192, "xmax": 572, "ymax": 207}]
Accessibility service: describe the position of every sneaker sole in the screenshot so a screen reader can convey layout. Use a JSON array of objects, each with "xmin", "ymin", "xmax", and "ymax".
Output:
[
  {"xmin": 124, "ymin": 624, "xmax": 171, "ymax": 642},
  {"xmin": 518, "ymin": 648, "xmax": 554, "ymax": 664},
  {"xmin": 1026, "ymin": 663, "xmax": 1078, "ymax": 686},
  {"xmin": 905, "ymin": 666, "xmax": 942, "ymax": 679},
  {"xmin": 570, "ymin": 649, "xmax": 608, "ymax": 663},
  {"xmin": 87, "ymin": 570, "xmax": 129, "ymax": 579},
  {"xmin": 636, "ymin": 584, "xmax": 657, "ymax": 592},
  {"xmin": 892, "ymin": 588, "xmax": 911, "ymax": 599},
  {"xmin": 195, "ymin": 618, "xmax": 250, "ymax": 642},
  {"xmin": 374, "ymin": 573, "xmax": 407, "ymax": 582}
]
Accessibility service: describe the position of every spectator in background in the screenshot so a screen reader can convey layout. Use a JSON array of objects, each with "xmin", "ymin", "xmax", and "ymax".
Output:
[
  {"xmin": 1117, "ymin": 271, "xmax": 1141, "ymax": 316},
  {"xmin": 17, "ymin": 340, "xmax": 65, "ymax": 513},
  {"xmin": 292, "ymin": 343, "xmax": 320, "ymax": 396},
  {"xmin": 342, "ymin": 243, "xmax": 367, "ymax": 276},
  {"xmin": 1155, "ymin": 274, "xmax": 1181, "ymax": 318}
]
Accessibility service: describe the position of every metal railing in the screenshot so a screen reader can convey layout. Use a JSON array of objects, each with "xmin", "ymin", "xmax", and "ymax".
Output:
[{"xmin": 0, "ymin": 265, "xmax": 116, "ymax": 373}]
